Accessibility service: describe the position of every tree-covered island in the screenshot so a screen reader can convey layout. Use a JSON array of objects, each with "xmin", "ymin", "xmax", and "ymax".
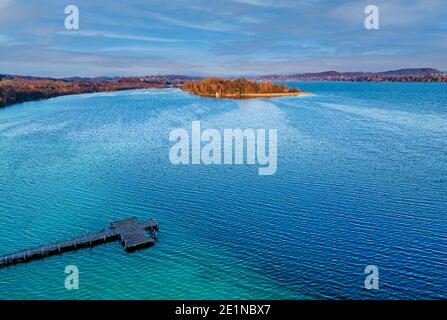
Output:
[{"xmin": 182, "ymin": 78, "xmax": 310, "ymax": 98}]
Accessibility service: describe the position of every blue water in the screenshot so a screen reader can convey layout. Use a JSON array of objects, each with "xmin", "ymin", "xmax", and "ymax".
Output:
[{"xmin": 0, "ymin": 83, "xmax": 446, "ymax": 299}]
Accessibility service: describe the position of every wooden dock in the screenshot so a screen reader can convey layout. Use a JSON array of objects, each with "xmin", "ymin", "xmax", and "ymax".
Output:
[{"xmin": 0, "ymin": 218, "xmax": 159, "ymax": 268}]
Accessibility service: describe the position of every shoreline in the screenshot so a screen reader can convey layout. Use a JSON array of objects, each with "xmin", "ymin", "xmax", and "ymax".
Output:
[
  {"xmin": 0, "ymin": 75, "xmax": 186, "ymax": 108},
  {"xmin": 0, "ymin": 86, "xmax": 169, "ymax": 110},
  {"xmin": 4, "ymin": 79, "xmax": 445, "ymax": 109},
  {"xmin": 185, "ymin": 91, "xmax": 312, "ymax": 99},
  {"xmin": 181, "ymin": 78, "xmax": 311, "ymax": 99},
  {"xmin": 219, "ymin": 91, "xmax": 312, "ymax": 98},
  {"xmin": 0, "ymin": 88, "xmax": 311, "ymax": 109},
  {"xmin": 0, "ymin": 87, "xmax": 171, "ymax": 109},
  {"xmin": 0, "ymin": 87, "xmax": 167, "ymax": 109}
]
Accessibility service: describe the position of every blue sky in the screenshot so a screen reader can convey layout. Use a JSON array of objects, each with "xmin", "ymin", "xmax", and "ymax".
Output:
[{"xmin": 0, "ymin": 0, "xmax": 446, "ymax": 77}]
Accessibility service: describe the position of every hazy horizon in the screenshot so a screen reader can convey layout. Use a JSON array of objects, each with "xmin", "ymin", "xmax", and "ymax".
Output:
[
  {"xmin": 1, "ymin": 0, "xmax": 446, "ymax": 77},
  {"xmin": 2, "ymin": 67, "xmax": 445, "ymax": 80}
]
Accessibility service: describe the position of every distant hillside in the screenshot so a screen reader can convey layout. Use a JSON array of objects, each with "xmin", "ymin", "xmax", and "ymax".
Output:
[
  {"xmin": 252, "ymin": 68, "xmax": 446, "ymax": 82},
  {"xmin": 379, "ymin": 68, "xmax": 440, "ymax": 76}
]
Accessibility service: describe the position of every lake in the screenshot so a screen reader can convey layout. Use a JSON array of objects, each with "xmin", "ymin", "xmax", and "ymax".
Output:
[{"xmin": 0, "ymin": 82, "xmax": 446, "ymax": 299}]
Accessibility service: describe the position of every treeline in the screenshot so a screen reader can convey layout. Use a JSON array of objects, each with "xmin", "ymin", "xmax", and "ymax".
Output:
[
  {"xmin": 253, "ymin": 71, "xmax": 447, "ymax": 82},
  {"xmin": 0, "ymin": 77, "xmax": 167, "ymax": 107},
  {"xmin": 369, "ymin": 74, "xmax": 447, "ymax": 82},
  {"xmin": 182, "ymin": 78, "xmax": 299, "ymax": 97}
]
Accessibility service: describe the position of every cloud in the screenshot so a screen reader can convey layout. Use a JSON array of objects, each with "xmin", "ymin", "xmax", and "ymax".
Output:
[
  {"xmin": 143, "ymin": 12, "xmax": 235, "ymax": 32},
  {"xmin": 232, "ymin": 0, "xmax": 294, "ymax": 7},
  {"xmin": 0, "ymin": 0, "xmax": 11, "ymax": 10},
  {"xmin": 58, "ymin": 30, "xmax": 183, "ymax": 42},
  {"xmin": 0, "ymin": 46, "xmax": 204, "ymax": 77},
  {"xmin": 0, "ymin": 0, "xmax": 446, "ymax": 76},
  {"xmin": 212, "ymin": 38, "xmax": 336, "ymax": 57},
  {"xmin": 329, "ymin": 0, "xmax": 446, "ymax": 27},
  {"xmin": 0, "ymin": 33, "xmax": 22, "ymax": 46}
]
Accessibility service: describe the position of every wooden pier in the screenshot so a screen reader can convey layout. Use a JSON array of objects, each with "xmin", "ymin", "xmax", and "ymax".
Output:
[{"xmin": 0, "ymin": 218, "xmax": 159, "ymax": 268}]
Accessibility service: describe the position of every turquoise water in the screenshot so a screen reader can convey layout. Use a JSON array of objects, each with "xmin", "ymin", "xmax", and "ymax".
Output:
[{"xmin": 0, "ymin": 83, "xmax": 446, "ymax": 299}]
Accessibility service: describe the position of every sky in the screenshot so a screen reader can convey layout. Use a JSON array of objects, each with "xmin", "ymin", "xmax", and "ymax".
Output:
[{"xmin": 0, "ymin": 0, "xmax": 446, "ymax": 77}]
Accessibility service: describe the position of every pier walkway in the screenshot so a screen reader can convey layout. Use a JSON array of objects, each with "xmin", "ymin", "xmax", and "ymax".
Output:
[{"xmin": 0, "ymin": 218, "xmax": 159, "ymax": 268}]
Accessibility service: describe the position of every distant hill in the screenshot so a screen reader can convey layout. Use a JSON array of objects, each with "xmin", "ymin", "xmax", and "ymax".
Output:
[
  {"xmin": 378, "ymin": 68, "xmax": 440, "ymax": 76},
  {"xmin": 252, "ymin": 68, "xmax": 446, "ymax": 82}
]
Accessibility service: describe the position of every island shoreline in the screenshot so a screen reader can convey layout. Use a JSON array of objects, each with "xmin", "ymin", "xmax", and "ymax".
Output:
[{"xmin": 182, "ymin": 90, "xmax": 312, "ymax": 99}]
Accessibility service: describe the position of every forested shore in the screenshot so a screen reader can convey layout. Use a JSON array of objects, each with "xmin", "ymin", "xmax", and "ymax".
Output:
[
  {"xmin": 182, "ymin": 78, "xmax": 309, "ymax": 98},
  {"xmin": 0, "ymin": 76, "xmax": 171, "ymax": 108}
]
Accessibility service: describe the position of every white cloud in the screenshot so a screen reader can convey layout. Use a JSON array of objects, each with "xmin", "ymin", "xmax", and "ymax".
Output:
[
  {"xmin": 0, "ymin": 0, "xmax": 11, "ymax": 11},
  {"xmin": 145, "ymin": 12, "xmax": 234, "ymax": 32},
  {"xmin": 232, "ymin": 0, "xmax": 298, "ymax": 7},
  {"xmin": 0, "ymin": 33, "xmax": 22, "ymax": 46},
  {"xmin": 58, "ymin": 30, "xmax": 182, "ymax": 42},
  {"xmin": 330, "ymin": 0, "xmax": 446, "ymax": 27},
  {"xmin": 0, "ymin": 47, "xmax": 204, "ymax": 77}
]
